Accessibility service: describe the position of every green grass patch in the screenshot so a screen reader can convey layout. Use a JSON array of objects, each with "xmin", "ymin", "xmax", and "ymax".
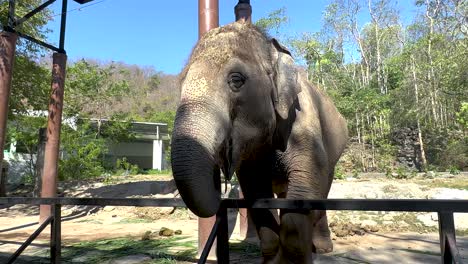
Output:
[
  {"xmin": 417, "ymin": 178, "xmax": 468, "ymax": 190},
  {"xmin": 113, "ymin": 218, "xmax": 154, "ymax": 224},
  {"xmin": 456, "ymin": 228, "xmax": 468, "ymax": 236},
  {"xmin": 75, "ymin": 219, "xmax": 103, "ymax": 224},
  {"xmin": 229, "ymin": 240, "xmax": 260, "ymax": 259},
  {"xmin": 61, "ymin": 236, "xmax": 196, "ymax": 264}
]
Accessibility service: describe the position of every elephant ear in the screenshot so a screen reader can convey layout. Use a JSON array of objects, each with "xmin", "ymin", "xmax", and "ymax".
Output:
[{"xmin": 270, "ymin": 38, "xmax": 301, "ymax": 120}]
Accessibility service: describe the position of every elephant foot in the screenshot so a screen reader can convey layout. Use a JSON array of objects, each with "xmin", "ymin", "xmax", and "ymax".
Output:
[
  {"xmin": 312, "ymin": 235, "xmax": 333, "ymax": 254},
  {"xmin": 259, "ymin": 227, "xmax": 279, "ymax": 263}
]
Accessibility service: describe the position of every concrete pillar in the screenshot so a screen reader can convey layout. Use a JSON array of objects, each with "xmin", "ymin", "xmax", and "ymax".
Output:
[
  {"xmin": 40, "ymin": 52, "xmax": 67, "ymax": 222},
  {"xmin": 0, "ymin": 31, "xmax": 18, "ymax": 197},
  {"xmin": 152, "ymin": 139, "xmax": 163, "ymax": 170}
]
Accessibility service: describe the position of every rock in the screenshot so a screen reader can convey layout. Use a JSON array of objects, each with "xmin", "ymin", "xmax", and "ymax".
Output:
[
  {"xmin": 360, "ymin": 220, "xmax": 378, "ymax": 227},
  {"xmin": 159, "ymin": 227, "xmax": 174, "ymax": 236},
  {"xmin": 109, "ymin": 254, "xmax": 152, "ymax": 264},
  {"xmin": 103, "ymin": 206, "xmax": 116, "ymax": 212},
  {"xmin": 175, "ymin": 229, "xmax": 182, "ymax": 235},
  {"xmin": 425, "ymin": 171, "xmax": 436, "ymax": 178},
  {"xmin": 141, "ymin": 230, "xmax": 155, "ymax": 240},
  {"xmin": 382, "ymin": 213, "xmax": 395, "ymax": 221},
  {"xmin": 334, "ymin": 228, "xmax": 349, "ymax": 237}
]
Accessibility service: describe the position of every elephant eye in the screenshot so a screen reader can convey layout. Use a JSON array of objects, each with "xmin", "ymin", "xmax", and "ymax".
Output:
[{"xmin": 227, "ymin": 72, "xmax": 246, "ymax": 91}]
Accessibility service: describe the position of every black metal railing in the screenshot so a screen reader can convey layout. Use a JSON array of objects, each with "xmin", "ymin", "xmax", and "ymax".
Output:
[{"xmin": 0, "ymin": 197, "xmax": 466, "ymax": 264}]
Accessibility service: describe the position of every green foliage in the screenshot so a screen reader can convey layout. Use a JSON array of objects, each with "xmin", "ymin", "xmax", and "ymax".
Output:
[
  {"xmin": 146, "ymin": 111, "xmax": 176, "ymax": 136},
  {"xmin": 65, "ymin": 60, "xmax": 130, "ymax": 118},
  {"xmin": 115, "ymin": 157, "xmax": 139, "ymax": 176},
  {"xmin": 58, "ymin": 122, "xmax": 107, "ymax": 180},
  {"xmin": 254, "ymin": 7, "xmax": 288, "ymax": 35},
  {"xmin": 0, "ymin": 0, "xmax": 52, "ymax": 54},
  {"xmin": 60, "ymin": 237, "xmax": 196, "ymax": 264},
  {"xmin": 333, "ymin": 165, "xmax": 346, "ymax": 180},
  {"xmin": 144, "ymin": 169, "xmax": 172, "ymax": 175},
  {"xmin": 386, "ymin": 167, "xmax": 417, "ymax": 179},
  {"xmin": 456, "ymin": 102, "xmax": 468, "ymax": 129}
]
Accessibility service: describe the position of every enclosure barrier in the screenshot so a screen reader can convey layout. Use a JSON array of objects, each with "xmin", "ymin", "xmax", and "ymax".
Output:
[{"xmin": 0, "ymin": 197, "xmax": 466, "ymax": 264}]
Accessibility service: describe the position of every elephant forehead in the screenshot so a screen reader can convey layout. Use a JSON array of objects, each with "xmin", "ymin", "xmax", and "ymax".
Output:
[
  {"xmin": 192, "ymin": 44, "xmax": 235, "ymax": 67},
  {"xmin": 180, "ymin": 70, "xmax": 211, "ymax": 100}
]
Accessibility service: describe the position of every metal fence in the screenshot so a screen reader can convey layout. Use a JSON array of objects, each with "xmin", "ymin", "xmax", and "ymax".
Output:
[{"xmin": 1, "ymin": 197, "xmax": 467, "ymax": 264}]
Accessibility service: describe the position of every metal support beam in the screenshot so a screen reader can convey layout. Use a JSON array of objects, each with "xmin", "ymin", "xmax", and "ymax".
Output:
[
  {"xmin": 0, "ymin": 31, "xmax": 18, "ymax": 197},
  {"xmin": 197, "ymin": 216, "xmax": 221, "ymax": 264},
  {"xmin": 40, "ymin": 52, "xmax": 67, "ymax": 222},
  {"xmin": 59, "ymin": 0, "xmax": 68, "ymax": 52},
  {"xmin": 16, "ymin": 31, "xmax": 61, "ymax": 52},
  {"xmin": 198, "ymin": 0, "xmax": 219, "ymax": 38},
  {"xmin": 51, "ymin": 204, "xmax": 62, "ymax": 263},
  {"xmin": 7, "ymin": 0, "xmax": 16, "ymax": 30},
  {"xmin": 14, "ymin": 0, "xmax": 57, "ymax": 27},
  {"xmin": 438, "ymin": 212, "xmax": 462, "ymax": 264},
  {"xmin": 216, "ymin": 206, "xmax": 229, "ymax": 263},
  {"xmin": 6, "ymin": 216, "xmax": 53, "ymax": 264},
  {"xmin": 235, "ymin": 0, "xmax": 252, "ymax": 23}
]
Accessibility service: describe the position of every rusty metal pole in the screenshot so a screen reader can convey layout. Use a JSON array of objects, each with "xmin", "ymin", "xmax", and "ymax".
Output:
[
  {"xmin": 235, "ymin": 0, "xmax": 252, "ymax": 23},
  {"xmin": 39, "ymin": 0, "xmax": 68, "ymax": 222},
  {"xmin": 197, "ymin": 0, "xmax": 219, "ymax": 259},
  {"xmin": 198, "ymin": 0, "xmax": 219, "ymax": 38},
  {"xmin": 39, "ymin": 52, "xmax": 67, "ymax": 222},
  {"xmin": 0, "ymin": 30, "xmax": 18, "ymax": 197}
]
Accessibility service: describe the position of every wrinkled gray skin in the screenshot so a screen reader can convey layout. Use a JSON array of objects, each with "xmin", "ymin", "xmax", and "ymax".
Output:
[{"xmin": 171, "ymin": 22, "xmax": 348, "ymax": 263}]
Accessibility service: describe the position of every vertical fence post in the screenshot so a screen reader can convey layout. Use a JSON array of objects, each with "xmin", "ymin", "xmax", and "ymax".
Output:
[
  {"xmin": 438, "ymin": 212, "xmax": 461, "ymax": 264},
  {"xmin": 216, "ymin": 205, "xmax": 229, "ymax": 264},
  {"xmin": 51, "ymin": 204, "xmax": 61, "ymax": 264},
  {"xmin": 40, "ymin": 52, "xmax": 67, "ymax": 222},
  {"xmin": 0, "ymin": 30, "xmax": 18, "ymax": 197}
]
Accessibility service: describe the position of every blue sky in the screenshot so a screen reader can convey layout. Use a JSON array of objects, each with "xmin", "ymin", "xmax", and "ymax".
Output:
[{"xmin": 46, "ymin": 1, "xmax": 418, "ymax": 74}]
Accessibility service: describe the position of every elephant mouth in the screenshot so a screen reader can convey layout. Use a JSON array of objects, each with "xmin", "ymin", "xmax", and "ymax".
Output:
[{"xmin": 219, "ymin": 137, "xmax": 238, "ymax": 183}]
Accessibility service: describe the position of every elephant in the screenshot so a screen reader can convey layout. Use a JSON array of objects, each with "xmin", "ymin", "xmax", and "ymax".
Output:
[{"xmin": 171, "ymin": 21, "xmax": 348, "ymax": 263}]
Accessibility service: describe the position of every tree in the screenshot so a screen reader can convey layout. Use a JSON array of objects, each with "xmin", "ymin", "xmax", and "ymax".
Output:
[{"xmin": 254, "ymin": 7, "xmax": 288, "ymax": 36}]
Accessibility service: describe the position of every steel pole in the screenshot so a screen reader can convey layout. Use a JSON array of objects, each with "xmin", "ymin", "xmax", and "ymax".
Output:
[
  {"xmin": 40, "ymin": 53, "xmax": 67, "ymax": 222},
  {"xmin": 0, "ymin": 31, "xmax": 18, "ymax": 197},
  {"xmin": 235, "ymin": 0, "xmax": 252, "ymax": 23},
  {"xmin": 197, "ymin": 0, "xmax": 219, "ymax": 259},
  {"xmin": 198, "ymin": 0, "xmax": 219, "ymax": 38}
]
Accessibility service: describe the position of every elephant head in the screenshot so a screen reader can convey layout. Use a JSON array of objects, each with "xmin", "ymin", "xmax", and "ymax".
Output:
[{"xmin": 171, "ymin": 22, "xmax": 301, "ymax": 217}]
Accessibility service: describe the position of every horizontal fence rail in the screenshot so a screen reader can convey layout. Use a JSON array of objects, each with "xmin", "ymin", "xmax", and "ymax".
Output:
[
  {"xmin": 1, "ymin": 197, "xmax": 467, "ymax": 264},
  {"xmin": 1, "ymin": 197, "xmax": 468, "ymax": 212}
]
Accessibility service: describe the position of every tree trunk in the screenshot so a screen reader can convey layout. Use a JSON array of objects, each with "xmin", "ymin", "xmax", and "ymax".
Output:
[{"xmin": 411, "ymin": 55, "xmax": 428, "ymax": 171}]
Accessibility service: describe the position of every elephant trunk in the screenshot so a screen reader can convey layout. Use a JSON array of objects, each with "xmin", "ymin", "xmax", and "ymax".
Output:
[{"xmin": 171, "ymin": 102, "xmax": 228, "ymax": 217}]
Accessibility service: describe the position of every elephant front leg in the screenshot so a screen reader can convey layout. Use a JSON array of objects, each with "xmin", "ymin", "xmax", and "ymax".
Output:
[
  {"xmin": 311, "ymin": 210, "xmax": 333, "ymax": 254},
  {"xmin": 237, "ymin": 162, "xmax": 280, "ymax": 263},
  {"xmin": 273, "ymin": 210, "xmax": 313, "ymax": 264}
]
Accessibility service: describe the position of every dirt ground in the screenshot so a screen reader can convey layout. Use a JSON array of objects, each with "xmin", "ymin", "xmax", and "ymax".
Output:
[{"xmin": 1, "ymin": 173, "xmax": 467, "ymax": 263}]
